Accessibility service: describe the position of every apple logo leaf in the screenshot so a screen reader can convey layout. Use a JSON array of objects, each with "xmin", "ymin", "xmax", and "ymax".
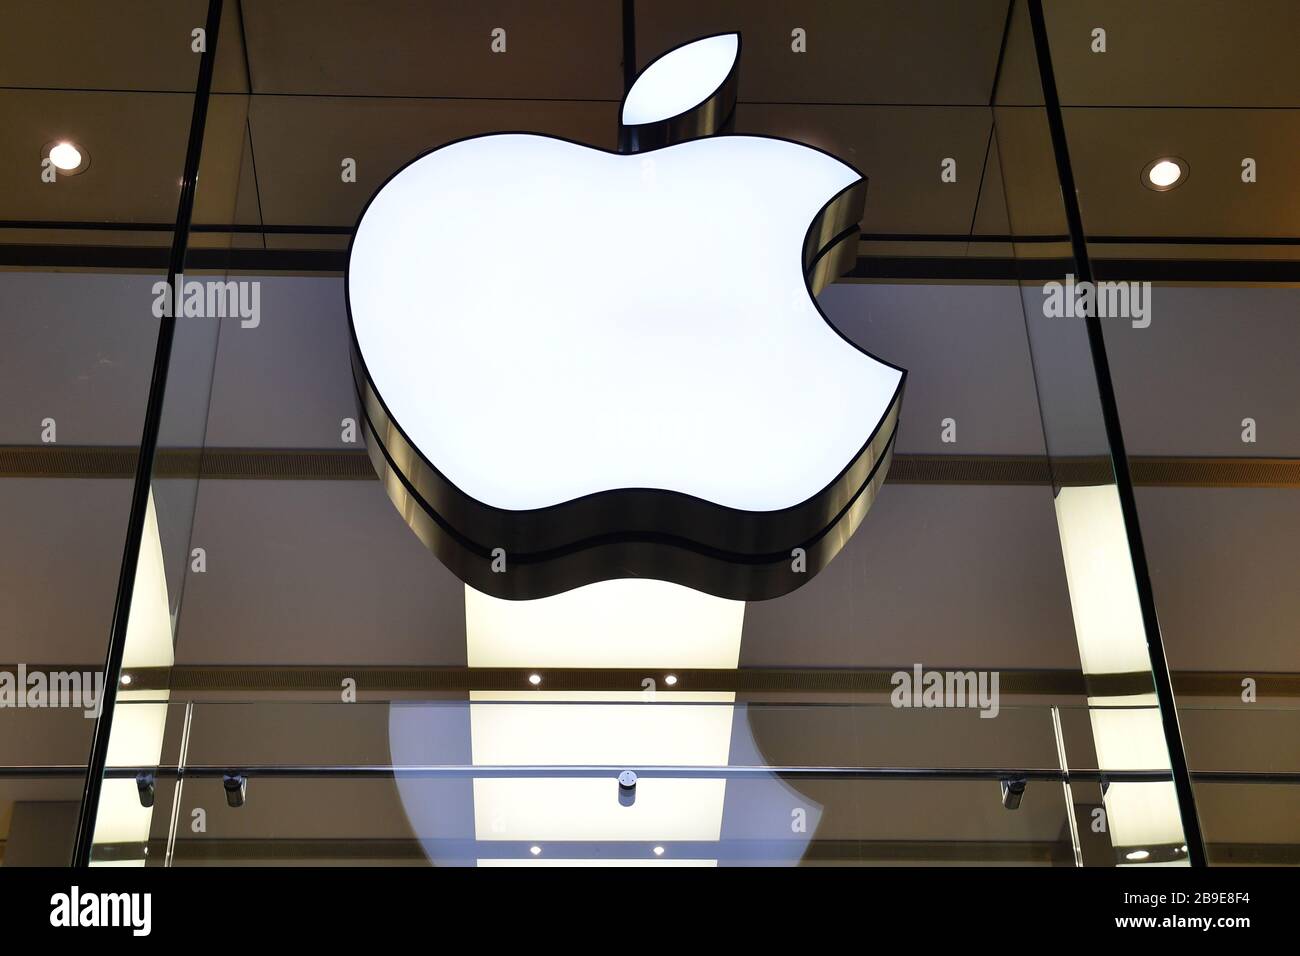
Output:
[
  {"xmin": 346, "ymin": 32, "xmax": 906, "ymax": 601},
  {"xmin": 619, "ymin": 33, "xmax": 740, "ymax": 153}
]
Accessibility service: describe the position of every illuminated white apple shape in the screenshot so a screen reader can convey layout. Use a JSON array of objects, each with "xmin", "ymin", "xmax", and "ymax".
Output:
[{"xmin": 348, "ymin": 33, "xmax": 904, "ymax": 599}]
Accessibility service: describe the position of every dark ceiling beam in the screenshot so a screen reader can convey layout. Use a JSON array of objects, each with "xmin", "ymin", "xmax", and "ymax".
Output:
[
  {"xmin": 4, "ymin": 243, "xmax": 1299, "ymax": 281},
  {"xmin": 12, "ymin": 446, "xmax": 1300, "ymax": 488},
  {"xmin": 0, "ymin": 662, "xmax": 1289, "ymax": 698}
]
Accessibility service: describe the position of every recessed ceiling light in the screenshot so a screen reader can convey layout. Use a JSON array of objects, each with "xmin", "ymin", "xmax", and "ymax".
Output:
[
  {"xmin": 1142, "ymin": 156, "xmax": 1187, "ymax": 191},
  {"xmin": 529, "ymin": 845, "xmax": 542, "ymax": 856},
  {"xmin": 653, "ymin": 845, "xmax": 665, "ymax": 856},
  {"xmin": 120, "ymin": 674, "xmax": 132, "ymax": 686},
  {"xmin": 49, "ymin": 142, "xmax": 81, "ymax": 169},
  {"xmin": 43, "ymin": 140, "xmax": 90, "ymax": 176},
  {"xmin": 664, "ymin": 674, "xmax": 678, "ymax": 686},
  {"xmin": 1125, "ymin": 849, "xmax": 1151, "ymax": 861},
  {"xmin": 528, "ymin": 673, "xmax": 542, "ymax": 686}
]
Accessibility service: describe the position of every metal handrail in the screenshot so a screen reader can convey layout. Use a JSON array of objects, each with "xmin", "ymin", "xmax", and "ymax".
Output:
[{"xmin": 7, "ymin": 763, "xmax": 1298, "ymax": 783}]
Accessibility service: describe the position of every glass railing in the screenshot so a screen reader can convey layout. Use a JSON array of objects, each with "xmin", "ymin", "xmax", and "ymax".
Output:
[
  {"xmin": 10, "ymin": 696, "xmax": 1293, "ymax": 865},
  {"xmin": 50, "ymin": 698, "xmax": 1283, "ymax": 866}
]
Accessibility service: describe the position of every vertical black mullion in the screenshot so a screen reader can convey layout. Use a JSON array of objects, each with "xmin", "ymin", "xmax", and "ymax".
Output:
[
  {"xmin": 71, "ymin": 0, "xmax": 225, "ymax": 867},
  {"xmin": 1025, "ymin": 0, "xmax": 1206, "ymax": 866},
  {"xmin": 621, "ymin": 0, "xmax": 637, "ymax": 94}
]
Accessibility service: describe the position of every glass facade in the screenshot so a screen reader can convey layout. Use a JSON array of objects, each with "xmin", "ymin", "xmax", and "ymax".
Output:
[{"xmin": 1, "ymin": 0, "xmax": 1296, "ymax": 869}]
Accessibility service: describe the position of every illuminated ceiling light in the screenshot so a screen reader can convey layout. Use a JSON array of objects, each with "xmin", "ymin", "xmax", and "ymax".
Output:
[
  {"xmin": 1142, "ymin": 156, "xmax": 1187, "ymax": 191},
  {"xmin": 475, "ymin": 777, "xmax": 728, "ymax": 844},
  {"xmin": 43, "ymin": 140, "xmax": 90, "ymax": 175},
  {"xmin": 529, "ymin": 845, "xmax": 542, "ymax": 856},
  {"xmin": 653, "ymin": 846, "xmax": 665, "ymax": 856},
  {"xmin": 664, "ymin": 674, "xmax": 678, "ymax": 686},
  {"xmin": 1125, "ymin": 849, "xmax": 1151, "ymax": 861},
  {"xmin": 1054, "ymin": 485, "xmax": 1189, "ymax": 863},
  {"xmin": 527, "ymin": 673, "xmax": 542, "ymax": 686},
  {"xmin": 1146, "ymin": 160, "xmax": 1181, "ymax": 187},
  {"xmin": 479, "ymin": 858, "xmax": 716, "ymax": 867},
  {"xmin": 469, "ymin": 692, "xmax": 735, "ymax": 767},
  {"xmin": 462, "ymin": 575, "xmax": 740, "ymax": 854},
  {"xmin": 99, "ymin": 698, "xmax": 172, "ymax": 852},
  {"xmin": 1054, "ymin": 486, "xmax": 1152, "ymax": 682},
  {"xmin": 1088, "ymin": 708, "xmax": 1171, "ymax": 772},
  {"xmin": 90, "ymin": 490, "xmax": 175, "ymax": 862},
  {"xmin": 49, "ymin": 142, "xmax": 81, "ymax": 169},
  {"xmin": 1103, "ymin": 783, "xmax": 1185, "ymax": 853},
  {"xmin": 466, "ymin": 580, "xmax": 743, "ymax": 669},
  {"xmin": 468, "ymin": 691, "xmax": 735, "ymax": 844}
]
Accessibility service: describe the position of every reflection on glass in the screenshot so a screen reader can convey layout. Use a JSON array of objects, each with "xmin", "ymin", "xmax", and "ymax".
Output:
[{"xmin": 1054, "ymin": 484, "xmax": 1187, "ymax": 865}]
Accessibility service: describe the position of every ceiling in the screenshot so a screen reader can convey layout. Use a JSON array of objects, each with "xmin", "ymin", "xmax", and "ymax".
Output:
[{"xmin": 2, "ymin": 0, "xmax": 1298, "ymax": 263}]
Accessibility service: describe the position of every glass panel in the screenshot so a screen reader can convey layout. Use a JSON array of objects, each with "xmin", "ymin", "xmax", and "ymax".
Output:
[
  {"xmin": 117, "ymin": 700, "xmax": 1079, "ymax": 866},
  {"xmin": 131, "ymin": 700, "xmax": 1300, "ymax": 866},
  {"xmin": 75, "ymin": 0, "xmax": 1273, "ymax": 870},
  {"xmin": 1050, "ymin": 0, "xmax": 1300, "ymax": 861},
  {"xmin": 0, "ymin": 0, "xmax": 205, "ymax": 866},
  {"xmin": 990, "ymin": 1, "xmax": 1198, "ymax": 866},
  {"xmin": 79, "ymin": 0, "xmax": 248, "ymax": 866}
]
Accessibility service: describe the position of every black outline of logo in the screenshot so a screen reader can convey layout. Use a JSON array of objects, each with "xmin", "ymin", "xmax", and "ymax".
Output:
[{"xmin": 346, "ymin": 32, "xmax": 906, "ymax": 601}]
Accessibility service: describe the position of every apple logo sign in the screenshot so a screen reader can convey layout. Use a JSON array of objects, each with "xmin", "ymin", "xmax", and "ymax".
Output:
[{"xmin": 348, "ymin": 33, "xmax": 905, "ymax": 601}]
